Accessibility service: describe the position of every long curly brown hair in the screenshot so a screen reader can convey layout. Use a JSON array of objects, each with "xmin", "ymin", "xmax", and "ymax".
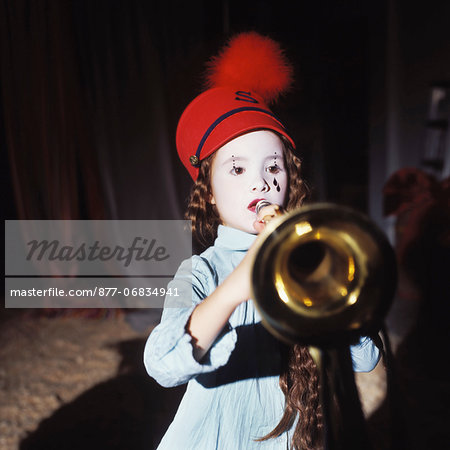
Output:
[
  {"xmin": 185, "ymin": 133, "xmax": 323, "ymax": 449},
  {"xmin": 258, "ymin": 345, "xmax": 323, "ymax": 449}
]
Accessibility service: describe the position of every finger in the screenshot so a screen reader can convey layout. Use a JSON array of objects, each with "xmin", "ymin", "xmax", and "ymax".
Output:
[
  {"xmin": 252, "ymin": 219, "xmax": 266, "ymax": 234},
  {"xmin": 252, "ymin": 211, "xmax": 280, "ymax": 234},
  {"xmin": 256, "ymin": 204, "xmax": 282, "ymax": 222}
]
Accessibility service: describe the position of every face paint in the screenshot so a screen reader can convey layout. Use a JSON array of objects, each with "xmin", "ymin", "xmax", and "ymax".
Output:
[
  {"xmin": 210, "ymin": 130, "xmax": 288, "ymax": 234},
  {"xmin": 273, "ymin": 152, "xmax": 281, "ymax": 192},
  {"xmin": 273, "ymin": 177, "xmax": 281, "ymax": 192}
]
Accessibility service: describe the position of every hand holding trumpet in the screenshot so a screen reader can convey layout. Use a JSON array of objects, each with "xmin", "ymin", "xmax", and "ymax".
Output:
[{"xmin": 253, "ymin": 200, "xmax": 284, "ymax": 234}]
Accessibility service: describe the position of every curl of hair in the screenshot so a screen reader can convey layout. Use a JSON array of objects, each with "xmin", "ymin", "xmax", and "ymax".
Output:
[
  {"xmin": 256, "ymin": 345, "xmax": 323, "ymax": 449},
  {"xmin": 185, "ymin": 155, "xmax": 221, "ymax": 248},
  {"xmin": 282, "ymin": 136, "xmax": 309, "ymax": 211}
]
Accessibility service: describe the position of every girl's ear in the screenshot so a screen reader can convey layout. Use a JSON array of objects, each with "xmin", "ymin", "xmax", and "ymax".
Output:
[{"xmin": 209, "ymin": 192, "xmax": 216, "ymax": 205}]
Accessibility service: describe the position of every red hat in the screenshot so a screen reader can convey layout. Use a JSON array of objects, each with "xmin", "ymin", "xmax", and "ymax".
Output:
[{"xmin": 176, "ymin": 32, "xmax": 296, "ymax": 181}]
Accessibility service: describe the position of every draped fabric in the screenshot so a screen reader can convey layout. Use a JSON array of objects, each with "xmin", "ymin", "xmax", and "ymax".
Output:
[
  {"xmin": 2, "ymin": 0, "xmax": 94, "ymax": 219},
  {"xmin": 1, "ymin": 0, "xmax": 208, "ymax": 221},
  {"xmin": 2, "ymin": 0, "xmax": 379, "ymax": 223}
]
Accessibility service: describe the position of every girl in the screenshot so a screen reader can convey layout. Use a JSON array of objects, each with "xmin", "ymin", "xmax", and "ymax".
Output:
[{"xmin": 144, "ymin": 32, "xmax": 379, "ymax": 450}]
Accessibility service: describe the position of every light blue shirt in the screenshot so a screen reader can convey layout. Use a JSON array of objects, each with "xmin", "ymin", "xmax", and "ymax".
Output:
[{"xmin": 144, "ymin": 225, "xmax": 380, "ymax": 450}]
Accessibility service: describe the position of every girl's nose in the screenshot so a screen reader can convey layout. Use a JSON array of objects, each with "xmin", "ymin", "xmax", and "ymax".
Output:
[{"xmin": 252, "ymin": 176, "xmax": 269, "ymax": 192}]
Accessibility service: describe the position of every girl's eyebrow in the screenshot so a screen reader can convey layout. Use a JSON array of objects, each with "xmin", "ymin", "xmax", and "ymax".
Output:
[
  {"xmin": 220, "ymin": 156, "xmax": 247, "ymax": 166},
  {"xmin": 221, "ymin": 154, "xmax": 281, "ymax": 166}
]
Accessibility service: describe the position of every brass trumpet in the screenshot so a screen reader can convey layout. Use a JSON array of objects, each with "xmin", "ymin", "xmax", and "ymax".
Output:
[
  {"xmin": 251, "ymin": 202, "xmax": 397, "ymax": 347},
  {"xmin": 250, "ymin": 203, "xmax": 398, "ymax": 449}
]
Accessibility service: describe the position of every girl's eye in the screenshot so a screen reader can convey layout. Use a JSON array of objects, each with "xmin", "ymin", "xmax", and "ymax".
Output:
[
  {"xmin": 231, "ymin": 166, "xmax": 245, "ymax": 175},
  {"xmin": 267, "ymin": 165, "xmax": 281, "ymax": 174}
]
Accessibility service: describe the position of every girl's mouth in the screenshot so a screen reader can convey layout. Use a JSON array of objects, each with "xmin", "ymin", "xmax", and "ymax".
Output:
[{"xmin": 247, "ymin": 198, "xmax": 265, "ymax": 212}]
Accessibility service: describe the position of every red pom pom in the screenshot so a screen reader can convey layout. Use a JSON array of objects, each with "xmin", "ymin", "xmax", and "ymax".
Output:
[{"xmin": 205, "ymin": 32, "xmax": 293, "ymax": 104}]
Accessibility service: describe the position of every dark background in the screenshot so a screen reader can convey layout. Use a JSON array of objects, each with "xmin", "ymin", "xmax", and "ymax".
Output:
[
  {"xmin": 3, "ymin": 0, "xmax": 448, "ymax": 225},
  {"xmin": 1, "ymin": 1, "xmax": 450, "ymax": 449}
]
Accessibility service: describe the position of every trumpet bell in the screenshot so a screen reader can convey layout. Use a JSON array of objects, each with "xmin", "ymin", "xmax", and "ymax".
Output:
[{"xmin": 251, "ymin": 203, "xmax": 397, "ymax": 346}]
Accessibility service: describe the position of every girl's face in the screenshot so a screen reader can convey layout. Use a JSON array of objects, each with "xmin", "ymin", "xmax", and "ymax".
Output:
[{"xmin": 210, "ymin": 130, "xmax": 288, "ymax": 234}]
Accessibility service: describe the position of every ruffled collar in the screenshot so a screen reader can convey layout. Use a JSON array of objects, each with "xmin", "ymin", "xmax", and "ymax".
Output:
[{"xmin": 214, "ymin": 225, "xmax": 257, "ymax": 251}]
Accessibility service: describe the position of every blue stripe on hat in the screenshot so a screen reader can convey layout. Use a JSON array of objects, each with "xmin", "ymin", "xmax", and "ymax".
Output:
[{"xmin": 192, "ymin": 106, "xmax": 285, "ymax": 166}]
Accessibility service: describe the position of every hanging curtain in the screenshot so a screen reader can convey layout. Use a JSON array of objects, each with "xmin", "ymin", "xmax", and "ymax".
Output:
[
  {"xmin": 1, "ymin": 0, "xmax": 101, "ymax": 219},
  {"xmin": 1, "ymin": 0, "xmax": 206, "ymax": 221}
]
